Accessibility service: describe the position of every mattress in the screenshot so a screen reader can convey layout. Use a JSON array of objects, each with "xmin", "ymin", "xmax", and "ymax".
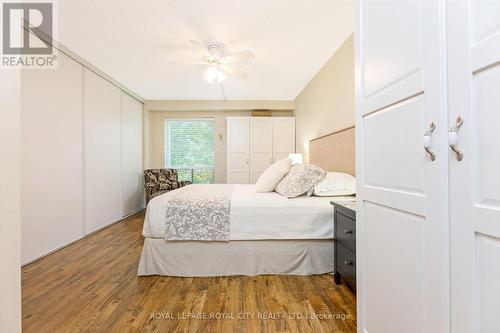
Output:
[{"xmin": 143, "ymin": 184, "xmax": 355, "ymax": 240}]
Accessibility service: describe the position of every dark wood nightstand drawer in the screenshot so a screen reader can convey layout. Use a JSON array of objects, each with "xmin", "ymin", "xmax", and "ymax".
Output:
[
  {"xmin": 331, "ymin": 200, "xmax": 356, "ymax": 290},
  {"xmin": 336, "ymin": 212, "xmax": 356, "ymax": 252},
  {"xmin": 336, "ymin": 242, "xmax": 356, "ymax": 289}
]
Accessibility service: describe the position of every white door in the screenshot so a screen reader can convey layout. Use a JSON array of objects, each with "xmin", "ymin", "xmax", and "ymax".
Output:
[
  {"xmin": 227, "ymin": 117, "xmax": 249, "ymax": 184},
  {"xmin": 84, "ymin": 69, "xmax": 122, "ymax": 234},
  {"xmin": 448, "ymin": 2, "xmax": 500, "ymax": 332},
  {"xmin": 21, "ymin": 53, "xmax": 84, "ymax": 263},
  {"xmin": 355, "ymin": 1, "xmax": 449, "ymax": 332},
  {"xmin": 272, "ymin": 117, "xmax": 295, "ymax": 161},
  {"xmin": 250, "ymin": 117, "xmax": 273, "ymax": 183},
  {"xmin": 121, "ymin": 92, "xmax": 144, "ymax": 216}
]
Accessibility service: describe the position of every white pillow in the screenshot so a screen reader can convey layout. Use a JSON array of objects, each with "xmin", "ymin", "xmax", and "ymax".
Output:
[
  {"xmin": 255, "ymin": 157, "xmax": 292, "ymax": 192},
  {"xmin": 313, "ymin": 172, "xmax": 356, "ymax": 196},
  {"xmin": 275, "ymin": 164, "xmax": 326, "ymax": 198}
]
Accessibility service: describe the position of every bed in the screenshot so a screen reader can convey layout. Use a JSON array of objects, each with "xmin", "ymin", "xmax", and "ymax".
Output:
[{"xmin": 138, "ymin": 126, "xmax": 355, "ymax": 276}]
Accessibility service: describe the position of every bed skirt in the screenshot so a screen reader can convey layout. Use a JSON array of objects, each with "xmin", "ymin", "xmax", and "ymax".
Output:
[{"xmin": 137, "ymin": 238, "xmax": 334, "ymax": 277}]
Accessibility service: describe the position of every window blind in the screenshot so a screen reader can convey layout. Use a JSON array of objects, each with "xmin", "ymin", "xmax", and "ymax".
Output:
[{"xmin": 165, "ymin": 119, "xmax": 215, "ymax": 183}]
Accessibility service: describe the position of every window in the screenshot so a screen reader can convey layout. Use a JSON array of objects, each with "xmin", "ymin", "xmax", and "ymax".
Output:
[{"xmin": 165, "ymin": 118, "xmax": 215, "ymax": 184}]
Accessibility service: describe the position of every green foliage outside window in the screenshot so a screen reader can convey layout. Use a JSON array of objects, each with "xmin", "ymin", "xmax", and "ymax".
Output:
[{"xmin": 165, "ymin": 119, "xmax": 215, "ymax": 184}]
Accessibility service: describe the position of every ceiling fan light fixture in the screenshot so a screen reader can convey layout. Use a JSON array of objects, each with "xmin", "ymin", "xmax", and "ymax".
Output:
[
  {"xmin": 204, "ymin": 66, "xmax": 217, "ymax": 83},
  {"xmin": 204, "ymin": 65, "xmax": 226, "ymax": 84},
  {"xmin": 216, "ymin": 69, "xmax": 226, "ymax": 82}
]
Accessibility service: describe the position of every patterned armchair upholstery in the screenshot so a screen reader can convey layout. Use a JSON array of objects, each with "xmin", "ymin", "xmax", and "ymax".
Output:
[{"xmin": 144, "ymin": 169, "xmax": 192, "ymax": 204}]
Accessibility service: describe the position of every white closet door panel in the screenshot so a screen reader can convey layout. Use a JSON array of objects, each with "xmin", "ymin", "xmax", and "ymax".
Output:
[
  {"xmin": 227, "ymin": 117, "xmax": 249, "ymax": 184},
  {"xmin": 251, "ymin": 153, "xmax": 272, "ymax": 172},
  {"xmin": 21, "ymin": 53, "xmax": 84, "ymax": 264},
  {"xmin": 250, "ymin": 173, "xmax": 262, "ymax": 184},
  {"xmin": 472, "ymin": 0, "xmax": 500, "ymax": 43},
  {"xmin": 356, "ymin": 1, "xmax": 448, "ymax": 332},
  {"xmin": 229, "ymin": 153, "xmax": 248, "ymax": 172},
  {"xmin": 250, "ymin": 117, "xmax": 272, "ymax": 152},
  {"xmin": 250, "ymin": 117, "xmax": 272, "ymax": 183},
  {"xmin": 273, "ymin": 151, "xmax": 292, "ymax": 161},
  {"xmin": 363, "ymin": 96, "xmax": 425, "ymax": 193},
  {"xmin": 363, "ymin": 202, "xmax": 424, "ymax": 333},
  {"xmin": 84, "ymin": 69, "xmax": 122, "ymax": 234},
  {"xmin": 272, "ymin": 117, "xmax": 295, "ymax": 160},
  {"xmin": 362, "ymin": 0, "xmax": 422, "ymax": 99},
  {"xmin": 474, "ymin": 68, "xmax": 500, "ymax": 207},
  {"xmin": 121, "ymin": 92, "xmax": 143, "ymax": 216},
  {"xmin": 448, "ymin": 2, "xmax": 500, "ymax": 331},
  {"xmin": 476, "ymin": 235, "xmax": 500, "ymax": 333},
  {"xmin": 228, "ymin": 172, "xmax": 250, "ymax": 184}
]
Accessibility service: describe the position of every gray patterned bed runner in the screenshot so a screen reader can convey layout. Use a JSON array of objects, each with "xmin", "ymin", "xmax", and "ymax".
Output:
[{"xmin": 165, "ymin": 184, "xmax": 234, "ymax": 241}]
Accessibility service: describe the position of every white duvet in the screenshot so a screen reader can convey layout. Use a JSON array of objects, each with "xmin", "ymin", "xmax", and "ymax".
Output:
[{"xmin": 143, "ymin": 184, "xmax": 355, "ymax": 240}]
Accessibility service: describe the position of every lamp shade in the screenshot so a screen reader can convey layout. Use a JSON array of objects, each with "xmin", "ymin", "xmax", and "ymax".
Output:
[{"xmin": 288, "ymin": 153, "xmax": 303, "ymax": 165}]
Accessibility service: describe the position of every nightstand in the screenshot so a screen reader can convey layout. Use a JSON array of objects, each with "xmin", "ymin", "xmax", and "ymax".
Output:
[{"xmin": 331, "ymin": 200, "xmax": 356, "ymax": 291}]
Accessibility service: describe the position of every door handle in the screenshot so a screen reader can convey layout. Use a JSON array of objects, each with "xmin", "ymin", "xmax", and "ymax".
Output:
[
  {"xmin": 448, "ymin": 116, "xmax": 464, "ymax": 161},
  {"xmin": 423, "ymin": 122, "xmax": 436, "ymax": 161},
  {"xmin": 344, "ymin": 229, "xmax": 353, "ymax": 235}
]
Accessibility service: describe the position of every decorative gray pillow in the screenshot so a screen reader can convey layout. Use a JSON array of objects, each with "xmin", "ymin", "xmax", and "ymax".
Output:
[{"xmin": 275, "ymin": 164, "xmax": 326, "ymax": 198}]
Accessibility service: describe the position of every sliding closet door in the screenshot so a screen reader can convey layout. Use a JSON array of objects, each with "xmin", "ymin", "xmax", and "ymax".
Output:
[
  {"xmin": 355, "ymin": 1, "xmax": 448, "ymax": 332},
  {"xmin": 227, "ymin": 117, "xmax": 250, "ymax": 184},
  {"xmin": 272, "ymin": 117, "xmax": 295, "ymax": 160},
  {"xmin": 448, "ymin": 2, "xmax": 500, "ymax": 332},
  {"xmin": 121, "ymin": 92, "xmax": 144, "ymax": 216},
  {"xmin": 21, "ymin": 53, "xmax": 84, "ymax": 263},
  {"xmin": 250, "ymin": 117, "xmax": 273, "ymax": 183},
  {"xmin": 84, "ymin": 69, "xmax": 122, "ymax": 234}
]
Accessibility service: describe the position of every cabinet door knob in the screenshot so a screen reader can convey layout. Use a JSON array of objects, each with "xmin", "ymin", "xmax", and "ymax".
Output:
[
  {"xmin": 344, "ymin": 229, "xmax": 353, "ymax": 235},
  {"xmin": 344, "ymin": 261, "xmax": 353, "ymax": 266}
]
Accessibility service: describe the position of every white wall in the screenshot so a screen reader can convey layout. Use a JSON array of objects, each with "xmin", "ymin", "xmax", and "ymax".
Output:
[
  {"xmin": 0, "ymin": 70, "xmax": 22, "ymax": 332},
  {"xmin": 294, "ymin": 34, "xmax": 355, "ymax": 163}
]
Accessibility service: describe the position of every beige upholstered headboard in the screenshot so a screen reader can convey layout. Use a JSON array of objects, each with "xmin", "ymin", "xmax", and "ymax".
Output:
[{"xmin": 309, "ymin": 126, "xmax": 355, "ymax": 176}]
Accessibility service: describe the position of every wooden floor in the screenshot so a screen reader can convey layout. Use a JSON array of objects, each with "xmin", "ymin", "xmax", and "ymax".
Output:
[{"xmin": 22, "ymin": 211, "xmax": 356, "ymax": 333}]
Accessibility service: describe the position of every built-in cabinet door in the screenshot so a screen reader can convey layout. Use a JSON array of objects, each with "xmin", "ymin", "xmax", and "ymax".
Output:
[
  {"xmin": 227, "ymin": 117, "xmax": 249, "ymax": 184},
  {"xmin": 448, "ymin": 2, "xmax": 500, "ymax": 332},
  {"xmin": 250, "ymin": 117, "xmax": 273, "ymax": 183},
  {"xmin": 84, "ymin": 69, "xmax": 122, "ymax": 234},
  {"xmin": 355, "ymin": 0, "xmax": 449, "ymax": 332},
  {"xmin": 121, "ymin": 92, "xmax": 144, "ymax": 216},
  {"xmin": 21, "ymin": 53, "xmax": 84, "ymax": 264},
  {"xmin": 272, "ymin": 117, "xmax": 295, "ymax": 161}
]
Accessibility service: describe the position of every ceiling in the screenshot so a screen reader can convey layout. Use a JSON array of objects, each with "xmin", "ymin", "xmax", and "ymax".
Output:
[{"xmin": 56, "ymin": 0, "xmax": 353, "ymax": 100}]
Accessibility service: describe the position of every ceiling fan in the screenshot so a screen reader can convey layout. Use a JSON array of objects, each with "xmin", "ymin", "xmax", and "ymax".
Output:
[{"xmin": 175, "ymin": 40, "xmax": 255, "ymax": 84}]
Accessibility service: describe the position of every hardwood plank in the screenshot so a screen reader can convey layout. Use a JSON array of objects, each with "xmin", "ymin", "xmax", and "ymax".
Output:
[{"xmin": 22, "ymin": 211, "xmax": 356, "ymax": 333}]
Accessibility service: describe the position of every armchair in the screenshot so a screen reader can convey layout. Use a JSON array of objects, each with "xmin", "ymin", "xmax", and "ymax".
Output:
[{"xmin": 144, "ymin": 169, "xmax": 192, "ymax": 204}]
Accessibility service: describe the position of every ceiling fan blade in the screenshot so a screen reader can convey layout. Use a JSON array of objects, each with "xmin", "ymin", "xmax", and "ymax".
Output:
[
  {"xmin": 220, "ymin": 50, "xmax": 255, "ymax": 64},
  {"xmin": 219, "ymin": 64, "xmax": 249, "ymax": 79}
]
